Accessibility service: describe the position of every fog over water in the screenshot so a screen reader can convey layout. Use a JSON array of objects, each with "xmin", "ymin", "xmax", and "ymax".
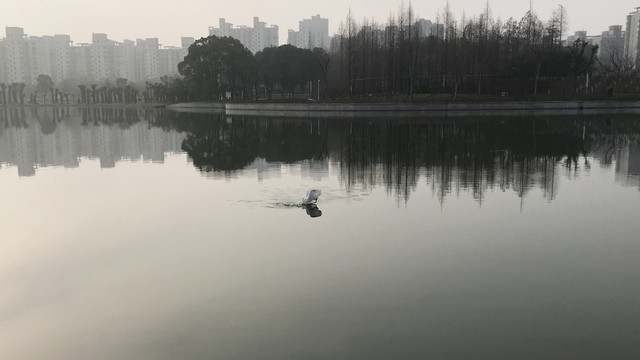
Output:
[{"xmin": 1, "ymin": 108, "xmax": 639, "ymax": 359}]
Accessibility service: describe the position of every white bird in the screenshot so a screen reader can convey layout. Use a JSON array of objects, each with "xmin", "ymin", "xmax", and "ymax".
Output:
[{"xmin": 301, "ymin": 189, "xmax": 321, "ymax": 205}]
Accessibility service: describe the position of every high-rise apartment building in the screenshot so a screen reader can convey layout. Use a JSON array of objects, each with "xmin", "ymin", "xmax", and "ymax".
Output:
[
  {"xmin": 592, "ymin": 25, "xmax": 625, "ymax": 67},
  {"xmin": 70, "ymin": 43, "xmax": 91, "ymax": 79},
  {"xmin": 51, "ymin": 35, "xmax": 72, "ymax": 82},
  {"xmin": 90, "ymin": 33, "xmax": 115, "ymax": 80},
  {"xmin": 417, "ymin": 19, "xmax": 444, "ymax": 39},
  {"xmin": 159, "ymin": 46, "xmax": 183, "ymax": 77},
  {"xmin": 136, "ymin": 38, "xmax": 161, "ymax": 81},
  {"xmin": 0, "ymin": 27, "xmax": 189, "ymax": 85},
  {"xmin": 181, "ymin": 37, "xmax": 194, "ymax": 58},
  {"xmin": 0, "ymin": 38, "xmax": 5, "ymax": 82},
  {"xmin": 624, "ymin": 8, "xmax": 640, "ymax": 67},
  {"xmin": 208, "ymin": 17, "xmax": 278, "ymax": 54},
  {"xmin": 113, "ymin": 40, "xmax": 136, "ymax": 80},
  {"xmin": 0, "ymin": 28, "xmax": 73, "ymax": 84},
  {"xmin": 287, "ymin": 15, "xmax": 329, "ymax": 50},
  {"xmin": 27, "ymin": 36, "xmax": 55, "ymax": 84},
  {"xmin": 566, "ymin": 31, "xmax": 588, "ymax": 44},
  {"xmin": 2, "ymin": 27, "xmax": 30, "ymax": 83}
]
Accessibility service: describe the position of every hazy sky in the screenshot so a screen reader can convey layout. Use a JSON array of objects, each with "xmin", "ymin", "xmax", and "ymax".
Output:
[{"xmin": 1, "ymin": 0, "xmax": 638, "ymax": 47}]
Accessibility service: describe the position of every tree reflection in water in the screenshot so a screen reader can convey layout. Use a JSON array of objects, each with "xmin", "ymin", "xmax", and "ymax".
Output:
[
  {"xmin": 1, "ymin": 107, "xmax": 639, "ymax": 203},
  {"xmin": 169, "ymin": 112, "xmax": 640, "ymax": 203}
]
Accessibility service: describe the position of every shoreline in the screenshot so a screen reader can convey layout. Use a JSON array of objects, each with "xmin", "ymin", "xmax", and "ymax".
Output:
[
  {"xmin": 4, "ymin": 99, "xmax": 640, "ymax": 118},
  {"xmin": 168, "ymin": 100, "xmax": 640, "ymax": 118}
]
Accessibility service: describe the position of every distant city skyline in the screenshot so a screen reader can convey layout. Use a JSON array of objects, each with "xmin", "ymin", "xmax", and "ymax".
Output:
[{"xmin": 1, "ymin": 0, "xmax": 638, "ymax": 47}]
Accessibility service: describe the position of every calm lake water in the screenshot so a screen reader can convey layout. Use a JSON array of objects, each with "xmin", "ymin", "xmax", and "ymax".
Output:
[{"xmin": 1, "ymin": 107, "xmax": 639, "ymax": 360}]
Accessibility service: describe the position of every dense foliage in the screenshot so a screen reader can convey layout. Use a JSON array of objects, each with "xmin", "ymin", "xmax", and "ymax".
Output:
[{"xmin": 178, "ymin": 36, "xmax": 255, "ymax": 101}]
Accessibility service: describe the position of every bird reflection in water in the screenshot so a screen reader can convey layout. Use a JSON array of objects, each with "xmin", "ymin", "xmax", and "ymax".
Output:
[{"xmin": 304, "ymin": 204, "xmax": 322, "ymax": 218}]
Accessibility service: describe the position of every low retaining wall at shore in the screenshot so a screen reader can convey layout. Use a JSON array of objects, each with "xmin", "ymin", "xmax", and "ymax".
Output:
[
  {"xmin": 169, "ymin": 100, "xmax": 640, "ymax": 117},
  {"xmin": 168, "ymin": 102, "xmax": 225, "ymax": 113}
]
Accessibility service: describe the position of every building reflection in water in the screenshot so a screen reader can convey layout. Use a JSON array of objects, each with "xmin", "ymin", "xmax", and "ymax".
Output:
[
  {"xmin": 0, "ymin": 107, "xmax": 186, "ymax": 176},
  {"xmin": 1, "ymin": 107, "xmax": 639, "ymax": 202}
]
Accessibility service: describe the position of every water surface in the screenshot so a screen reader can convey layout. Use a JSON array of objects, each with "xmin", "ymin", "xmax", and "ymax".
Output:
[{"xmin": 1, "ymin": 107, "xmax": 639, "ymax": 359}]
